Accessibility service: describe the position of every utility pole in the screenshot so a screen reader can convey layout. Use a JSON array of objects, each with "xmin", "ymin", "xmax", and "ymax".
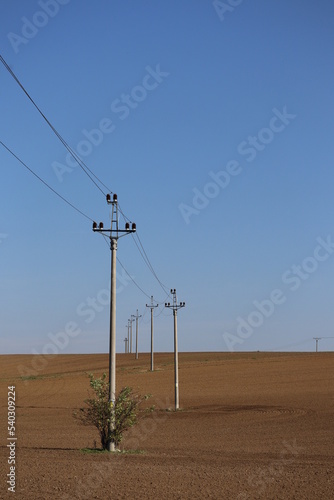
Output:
[
  {"xmin": 92, "ymin": 193, "xmax": 136, "ymax": 452},
  {"xmin": 130, "ymin": 316, "xmax": 135, "ymax": 354},
  {"xmin": 313, "ymin": 337, "xmax": 321, "ymax": 353},
  {"xmin": 124, "ymin": 337, "xmax": 128, "ymax": 353},
  {"xmin": 165, "ymin": 289, "xmax": 185, "ymax": 410},
  {"xmin": 126, "ymin": 321, "xmax": 130, "ymax": 353},
  {"xmin": 313, "ymin": 336, "xmax": 334, "ymax": 352},
  {"xmin": 133, "ymin": 309, "xmax": 142, "ymax": 360},
  {"xmin": 146, "ymin": 296, "xmax": 158, "ymax": 371}
]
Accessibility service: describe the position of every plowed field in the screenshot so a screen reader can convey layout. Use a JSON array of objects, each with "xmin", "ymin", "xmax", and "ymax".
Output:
[{"xmin": 1, "ymin": 352, "xmax": 333, "ymax": 499}]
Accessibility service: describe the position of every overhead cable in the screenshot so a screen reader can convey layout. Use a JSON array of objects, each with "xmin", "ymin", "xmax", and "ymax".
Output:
[
  {"xmin": 0, "ymin": 140, "xmax": 94, "ymax": 222},
  {"xmin": 0, "ymin": 54, "xmax": 110, "ymax": 196}
]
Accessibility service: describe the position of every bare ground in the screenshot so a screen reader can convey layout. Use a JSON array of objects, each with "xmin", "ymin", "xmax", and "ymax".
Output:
[{"xmin": 1, "ymin": 351, "xmax": 333, "ymax": 499}]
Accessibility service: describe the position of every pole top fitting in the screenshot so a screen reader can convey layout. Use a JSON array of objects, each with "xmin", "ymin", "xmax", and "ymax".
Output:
[{"xmin": 106, "ymin": 193, "xmax": 117, "ymax": 204}]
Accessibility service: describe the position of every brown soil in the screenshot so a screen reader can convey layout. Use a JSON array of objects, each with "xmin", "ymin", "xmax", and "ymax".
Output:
[{"xmin": 1, "ymin": 352, "xmax": 333, "ymax": 499}]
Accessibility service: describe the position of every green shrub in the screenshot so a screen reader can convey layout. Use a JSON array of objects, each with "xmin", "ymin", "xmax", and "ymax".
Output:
[{"xmin": 74, "ymin": 373, "xmax": 151, "ymax": 450}]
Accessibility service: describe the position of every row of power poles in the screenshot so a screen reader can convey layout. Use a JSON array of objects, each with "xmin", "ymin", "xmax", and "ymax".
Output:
[
  {"xmin": 123, "ymin": 291, "xmax": 185, "ymax": 397},
  {"xmin": 123, "ymin": 298, "xmax": 158, "ymax": 369},
  {"xmin": 93, "ymin": 194, "xmax": 185, "ymax": 450},
  {"xmin": 124, "ymin": 310, "xmax": 142, "ymax": 359}
]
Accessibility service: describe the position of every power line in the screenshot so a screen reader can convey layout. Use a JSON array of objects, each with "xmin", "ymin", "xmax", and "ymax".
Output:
[
  {"xmin": 135, "ymin": 231, "xmax": 170, "ymax": 293},
  {"xmin": 155, "ymin": 303, "xmax": 172, "ymax": 317},
  {"xmin": 117, "ymin": 202, "xmax": 132, "ymax": 224},
  {"xmin": 139, "ymin": 307, "xmax": 149, "ymax": 323},
  {"xmin": 266, "ymin": 338, "xmax": 315, "ymax": 352},
  {"xmin": 101, "ymin": 230, "xmax": 169, "ymax": 304},
  {"xmin": 1, "ymin": 54, "xmax": 171, "ymax": 303},
  {"xmin": 118, "ymin": 201, "xmax": 170, "ymax": 297},
  {"xmin": 0, "ymin": 140, "xmax": 94, "ymax": 222},
  {"xmin": 132, "ymin": 233, "xmax": 166, "ymax": 286},
  {"xmin": 0, "ymin": 54, "xmax": 111, "ymax": 196},
  {"xmin": 116, "ymin": 256, "xmax": 152, "ymax": 300},
  {"xmin": 98, "ymin": 218, "xmax": 153, "ymax": 300}
]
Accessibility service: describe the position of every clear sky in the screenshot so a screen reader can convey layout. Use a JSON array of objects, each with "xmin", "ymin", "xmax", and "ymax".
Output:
[{"xmin": 1, "ymin": 0, "xmax": 334, "ymax": 356}]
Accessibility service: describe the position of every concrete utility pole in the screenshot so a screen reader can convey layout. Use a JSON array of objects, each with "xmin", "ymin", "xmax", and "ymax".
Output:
[
  {"xmin": 126, "ymin": 321, "xmax": 130, "ymax": 353},
  {"xmin": 313, "ymin": 337, "xmax": 321, "ymax": 353},
  {"xmin": 93, "ymin": 193, "xmax": 136, "ymax": 452},
  {"xmin": 146, "ymin": 296, "xmax": 158, "ymax": 371},
  {"xmin": 165, "ymin": 289, "xmax": 185, "ymax": 410},
  {"xmin": 313, "ymin": 336, "xmax": 334, "ymax": 352},
  {"xmin": 124, "ymin": 337, "xmax": 128, "ymax": 353},
  {"xmin": 134, "ymin": 309, "xmax": 142, "ymax": 360},
  {"xmin": 130, "ymin": 316, "xmax": 135, "ymax": 354}
]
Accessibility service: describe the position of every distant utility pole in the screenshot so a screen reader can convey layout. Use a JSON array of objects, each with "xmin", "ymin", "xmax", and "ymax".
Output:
[
  {"xmin": 130, "ymin": 316, "xmax": 135, "ymax": 354},
  {"xmin": 146, "ymin": 296, "xmax": 158, "ymax": 371},
  {"xmin": 313, "ymin": 336, "xmax": 334, "ymax": 352},
  {"xmin": 313, "ymin": 337, "xmax": 321, "ymax": 353},
  {"xmin": 134, "ymin": 309, "xmax": 142, "ymax": 360},
  {"xmin": 126, "ymin": 321, "xmax": 130, "ymax": 353},
  {"xmin": 92, "ymin": 193, "xmax": 136, "ymax": 452},
  {"xmin": 124, "ymin": 337, "xmax": 128, "ymax": 353},
  {"xmin": 165, "ymin": 289, "xmax": 185, "ymax": 410}
]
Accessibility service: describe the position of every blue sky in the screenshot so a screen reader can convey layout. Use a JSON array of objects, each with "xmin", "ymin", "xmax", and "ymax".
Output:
[{"xmin": 1, "ymin": 0, "xmax": 334, "ymax": 355}]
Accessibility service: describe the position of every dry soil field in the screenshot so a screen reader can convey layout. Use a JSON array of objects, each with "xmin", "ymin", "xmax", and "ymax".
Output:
[{"xmin": 1, "ymin": 352, "xmax": 333, "ymax": 499}]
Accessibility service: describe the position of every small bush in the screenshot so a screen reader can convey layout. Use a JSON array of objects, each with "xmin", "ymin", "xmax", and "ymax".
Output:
[{"xmin": 74, "ymin": 373, "xmax": 151, "ymax": 450}]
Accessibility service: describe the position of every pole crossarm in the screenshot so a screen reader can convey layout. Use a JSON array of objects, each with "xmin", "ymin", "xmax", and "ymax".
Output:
[
  {"xmin": 92, "ymin": 194, "xmax": 136, "ymax": 240},
  {"xmin": 92, "ymin": 193, "xmax": 135, "ymax": 452},
  {"xmin": 165, "ymin": 288, "xmax": 186, "ymax": 313},
  {"xmin": 146, "ymin": 295, "xmax": 159, "ymax": 310}
]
